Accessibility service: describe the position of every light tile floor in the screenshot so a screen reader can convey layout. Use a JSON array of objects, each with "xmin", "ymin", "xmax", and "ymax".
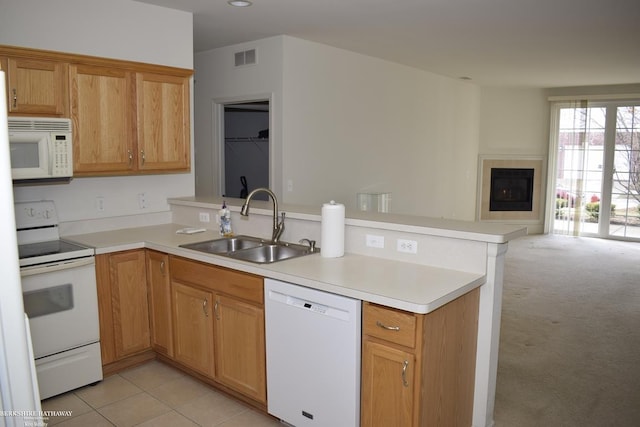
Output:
[{"xmin": 41, "ymin": 360, "xmax": 281, "ymax": 427}]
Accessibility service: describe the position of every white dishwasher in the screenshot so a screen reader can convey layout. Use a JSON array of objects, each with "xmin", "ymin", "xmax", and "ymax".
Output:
[{"xmin": 264, "ymin": 278, "xmax": 361, "ymax": 427}]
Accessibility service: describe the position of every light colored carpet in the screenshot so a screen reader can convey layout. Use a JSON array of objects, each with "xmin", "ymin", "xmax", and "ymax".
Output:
[{"xmin": 494, "ymin": 234, "xmax": 640, "ymax": 427}]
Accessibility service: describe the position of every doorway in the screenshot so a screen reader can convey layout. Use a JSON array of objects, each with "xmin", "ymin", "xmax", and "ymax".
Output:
[
  {"xmin": 549, "ymin": 101, "xmax": 640, "ymax": 240},
  {"xmin": 215, "ymin": 98, "xmax": 270, "ymax": 200}
]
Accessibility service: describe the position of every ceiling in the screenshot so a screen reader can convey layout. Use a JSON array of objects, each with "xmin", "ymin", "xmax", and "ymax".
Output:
[{"xmin": 136, "ymin": 0, "xmax": 640, "ymax": 88}]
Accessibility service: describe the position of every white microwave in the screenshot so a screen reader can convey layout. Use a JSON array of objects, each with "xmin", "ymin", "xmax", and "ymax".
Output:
[{"xmin": 8, "ymin": 117, "xmax": 73, "ymax": 182}]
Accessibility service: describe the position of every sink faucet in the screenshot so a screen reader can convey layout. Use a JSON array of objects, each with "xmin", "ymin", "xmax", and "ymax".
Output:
[{"xmin": 240, "ymin": 187, "xmax": 285, "ymax": 243}]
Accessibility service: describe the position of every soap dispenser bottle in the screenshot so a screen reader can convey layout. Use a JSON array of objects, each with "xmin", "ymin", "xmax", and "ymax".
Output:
[{"xmin": 219, "ymin": 201, "xmax": 233, "ymax": 236}]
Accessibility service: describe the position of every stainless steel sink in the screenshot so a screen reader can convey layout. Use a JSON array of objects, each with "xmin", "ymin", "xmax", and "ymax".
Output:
[
  {"xmin": 179, "ymin": 236, "xmax": 318, "ymax": 264},
  {"xmin": 227, "ymin": 243, "xmax": 313, "ymax": 264},
  {"xmin": 180, "ymin": 235, "xmax": 264, "ymax": 254}
]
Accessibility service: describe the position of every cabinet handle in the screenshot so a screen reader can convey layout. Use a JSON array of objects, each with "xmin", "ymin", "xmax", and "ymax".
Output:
[
  {"xmin": 203, "ymin": 299, "xmax": 208, "ymax": 317},
  {"xmin": 214, "ymin": 299, "xmax": 220, "ymax": 320},
  {"xmin": 402, "ymin": 360, "xmax": 409, "ymax": 387},
  {"xmin": 376, "ymin": 320, "xmax": 400, "ymax": 331},
  {"xmin": 140, "ymin": 150, "xmax": 146, "ymax": 166},
  {"xmin": 12, "ymin": 89, "xmax": 17, "ymax": 108},
  {"xmin": 128, "ymin": 149, "xmax": 133, "ymax": 166},
  {"xmin": 160, "ymin": 260, "xmax": 165, "ymax": 275}
]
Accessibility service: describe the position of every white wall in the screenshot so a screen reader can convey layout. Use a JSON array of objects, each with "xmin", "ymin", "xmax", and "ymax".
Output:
[
  {"xmin": 478, "ymin": 87, "xmax": 549, "ymax": 156},
  {"xmin": 0, "ymin": 0, "xmax": 192, "ymax": 68},
  {"xmin": 477, "ymin": 87, "xmax": 550, "ymax": 233},
  {"xmin": 194, "ymin": 36, "xmax": 284, "ymax": 199},
  {"xmin": 196, "ymin": 36, "xmax": 481, "ymax": 220},
  {"xmin": 281, "ymin": 37, "xmax": 481, "ymax": 219},
  {"xmin": 0, "ymin": 0, "xmax": 194, "ymax": 225}
]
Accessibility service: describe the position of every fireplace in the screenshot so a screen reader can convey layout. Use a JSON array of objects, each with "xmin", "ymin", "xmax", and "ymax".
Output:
[
  {"xmin": 478, "ymin": 156, "xmax": 544, "ymax": 222},
  {"xmin": 489, "ymin": 168, "xmax": 534, "ymax": 211}
]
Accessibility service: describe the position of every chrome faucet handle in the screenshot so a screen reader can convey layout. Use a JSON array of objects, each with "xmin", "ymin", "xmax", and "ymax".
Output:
[
  {"xmin": 273, "ymin": 212, "xmax": 286, "ymax": 243},
  {"xmin": 299, "ymin": 238, "xmax": 316, "ymax": 252}
]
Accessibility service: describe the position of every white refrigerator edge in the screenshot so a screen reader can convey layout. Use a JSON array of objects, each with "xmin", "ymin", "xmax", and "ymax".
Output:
[{"xmin": 0, "ymin": 70, "xmax": 42, "ymax": 427}]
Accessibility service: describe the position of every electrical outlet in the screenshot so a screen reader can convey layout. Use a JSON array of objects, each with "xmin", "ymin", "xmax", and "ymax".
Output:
[
  {"xmin": 138, "ymin": 193, "xmax": 147, "ymax": 209},
  {"xmin": 366, "ymin": 234, "xmax": 385, "ymax": 249},
  {"xmin": 199, "ymin": 212, "xmax": 210, "ymax": 223},
  {"xmin": 397, "ymin": 239, "xmax": 418, "ymax": 254},
  {"xmin": 96, "ymin": 196, "xmax": 104, "ymax": 212},
  {"xmin": 287, "ymin": 179, "xmax": 293, "ymax": 192}
]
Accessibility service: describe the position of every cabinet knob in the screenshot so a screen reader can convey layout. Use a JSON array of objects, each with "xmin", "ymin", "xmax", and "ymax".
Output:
[
  {"xmin": 140, "ymin": 150, "xmax": 146, "ymax": 166},
  {"xmin": 128, "ymin": 149, "xmax": 133, "ymax": 166}
]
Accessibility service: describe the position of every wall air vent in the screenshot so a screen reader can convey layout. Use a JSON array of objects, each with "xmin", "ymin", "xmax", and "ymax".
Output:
[{"xmin": 234, "ymin": 48, "xmax": 257, "ymax": 67}]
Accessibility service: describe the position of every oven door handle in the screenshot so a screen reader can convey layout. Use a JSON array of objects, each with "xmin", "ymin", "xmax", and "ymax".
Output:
[{"xmin": 20, "ymin": 257, "xmax": 95, "ymax": 277}]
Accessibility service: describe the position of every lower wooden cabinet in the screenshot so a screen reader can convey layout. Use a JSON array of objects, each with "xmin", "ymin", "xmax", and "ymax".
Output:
[
  {"xmin": 96, "ymin": 249, "xmax": 151, "ymax": 368},
  {"xmin": 171, "ymin": 281, "xmax": 215, "ymax": 378},
  {"xmin": 361, "ymin": 288, "xmax": 480, "ymax": 427},
  {"xmin": 169, "ymin": 255, "xmax": 267, "ymax": 404},
  {"xmin": 361, "ymin": 340, "xmax": 416, "ymax": 426},
  {"xmin": 146, "ymin": 250, "xmax": 173, "ymax": 357},
  {"xmin": 96, "ymin": 248, "xmax": 478, "ymax": 421},
  {"xmin": 214, "ymin": 294, "xmax": 266, "ymax": 403}
]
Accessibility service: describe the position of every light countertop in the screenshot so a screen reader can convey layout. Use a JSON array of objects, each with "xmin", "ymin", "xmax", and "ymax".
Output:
[{"xmin": 65, "ymin": 223, "xmax": 486, "ymax": 314}]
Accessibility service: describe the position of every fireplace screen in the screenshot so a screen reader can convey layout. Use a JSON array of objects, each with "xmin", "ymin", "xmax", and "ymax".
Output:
[{"xmin": 489, "ymin": 168, "xmax": 534, "ymax": 211}]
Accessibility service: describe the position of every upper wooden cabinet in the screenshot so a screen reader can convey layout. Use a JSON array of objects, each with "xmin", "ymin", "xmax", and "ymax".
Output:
[
  {"xmin": 70, "ymin": 64, "xmax": 136, "ymax": 174},
  {"xmin": 71, "ymin": 66, "xmax": 191, "ymax": 176},
  {"xmin": 136, "ymin": 73, "xmax": 190, "ymax": 172},
  {"xmin": 0, "ymin": 45, "xmax": 192, "ymax": 176},
  {"xmin": 0, "ymin": 56, "xmax": 68, "ymax": 116}
]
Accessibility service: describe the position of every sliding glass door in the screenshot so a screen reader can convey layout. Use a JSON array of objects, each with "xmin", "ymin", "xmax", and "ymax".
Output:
[
  {"xmin": 550, "ymin": 101, "xmax": 640, "ymax": 240},
  {"xmin": 610, "ymin": 106, "xmax": 640, "ymax": 238}
]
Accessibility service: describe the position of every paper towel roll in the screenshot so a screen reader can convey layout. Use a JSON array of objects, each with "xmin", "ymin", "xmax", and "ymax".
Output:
[{"xmin": 321, "ymin": 200, "xmax": 345, "ymax": 258}]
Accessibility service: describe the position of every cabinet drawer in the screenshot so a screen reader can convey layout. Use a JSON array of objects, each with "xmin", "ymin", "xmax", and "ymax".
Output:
[
  {"xmin": 216, "ymin": 267, "xmax": 263, "ymax": 304},
  {"xmin": 363, "ymin": 303, "xmax": 417, "ymax": 348},
  {"xmin": 170, "ymin": 256, "xmax": 263, "ymax": 304}
]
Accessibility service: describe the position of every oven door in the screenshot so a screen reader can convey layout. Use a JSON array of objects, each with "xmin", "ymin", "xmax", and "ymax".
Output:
[{"xmin": 20, "ymin": 257, "xmax": 99, "ymax": 359}]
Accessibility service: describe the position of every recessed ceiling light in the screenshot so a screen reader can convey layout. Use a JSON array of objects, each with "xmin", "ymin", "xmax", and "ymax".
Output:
[{"xmin": 228, "ymin": 0, "xmax": 252, "ymax": 6}]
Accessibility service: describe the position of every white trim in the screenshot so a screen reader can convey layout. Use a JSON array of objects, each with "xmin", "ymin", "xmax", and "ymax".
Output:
[
  {"xmin": 211, "ymin": 93, "xmax": 274, "ymax": 198},
  {"xmin": 548, "ymin": 93, "xmax": 640, "ymax": 101}
]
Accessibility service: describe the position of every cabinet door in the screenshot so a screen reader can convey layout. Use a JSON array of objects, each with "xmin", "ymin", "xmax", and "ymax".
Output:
[
  {"xmin": 109, "ymin": 250, "xmax": 151, "ymax": 359},
  {"xmin": 172, "ymin": 282, "xmax": 215, "ymax": 378},
  {"xmin": 5, "ymin": 57, "xmax": 67, "ymax": 116},
  {"xmin": 214, "ymin": 294, "xmax": 266, "ymax": 403},
  {"xmin": 146, "ymin": 250, "xmax": 173, "ymax": 357},
  {"xmin": 70, "ymin": 64, "xmax": 136, "ymax": 175},
  {"xmin": 136, "ymin": 72, "xmax": 190, "ymax": 172},
  {"xmin": 361, "ymin": 340, "xmax": 415, "ymax": 427}
]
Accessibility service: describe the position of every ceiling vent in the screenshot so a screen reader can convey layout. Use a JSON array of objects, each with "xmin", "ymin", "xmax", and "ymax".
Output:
[{"xmin": 235, "ymin": 48, "xmax": 257, "ymax": 67}]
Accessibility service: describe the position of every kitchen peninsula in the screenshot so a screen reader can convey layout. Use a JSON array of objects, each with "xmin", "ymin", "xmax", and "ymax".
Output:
[{"xmin": 64, "ymin": 197, "xmax": 527, "ymax": 427}]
